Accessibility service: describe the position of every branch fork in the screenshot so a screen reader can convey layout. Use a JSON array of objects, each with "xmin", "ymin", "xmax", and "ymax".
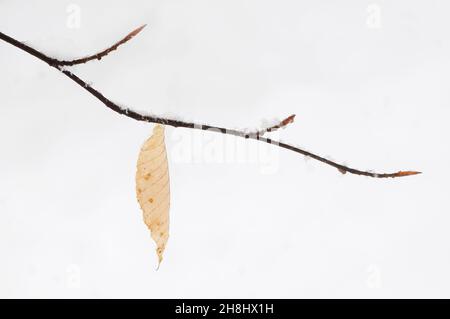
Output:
[{"xmin": 0, "ymin": 25, "xmax": 421, "ymax": 178}]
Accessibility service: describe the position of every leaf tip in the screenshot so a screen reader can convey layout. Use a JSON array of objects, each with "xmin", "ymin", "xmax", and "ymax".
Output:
[{"xmin": 156, "ymin": 257, "xmax": 162, "ymax": 271}]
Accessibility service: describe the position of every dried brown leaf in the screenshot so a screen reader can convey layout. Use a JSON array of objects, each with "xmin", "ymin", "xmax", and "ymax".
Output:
[{"xmin": 136, "ymin": 124, "xmax": 170, "ymax": 269}]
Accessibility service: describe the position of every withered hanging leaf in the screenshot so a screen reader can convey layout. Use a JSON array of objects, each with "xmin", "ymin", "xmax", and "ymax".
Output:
[{"xmin": 136, "ymin": 124, "xmax": 170, "ymax": 269}]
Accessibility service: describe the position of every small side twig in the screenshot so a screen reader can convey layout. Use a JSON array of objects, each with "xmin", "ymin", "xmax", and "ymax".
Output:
[
  {"xmin": 0, "ymin": 26, "xmax": 421, "ymax": 179},
  {"xmin": 55, "ymin": 24, "xmax": 147, "ymax": 66}
]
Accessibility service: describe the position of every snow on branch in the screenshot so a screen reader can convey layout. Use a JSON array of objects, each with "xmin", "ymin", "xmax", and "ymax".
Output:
[
  {"xmin": 0, "ymin": 26, "xmax": 421, "ymax": 179},
  {"xmin": 55, "ymin": 25, "xmax": 147, "ymax": 66}
]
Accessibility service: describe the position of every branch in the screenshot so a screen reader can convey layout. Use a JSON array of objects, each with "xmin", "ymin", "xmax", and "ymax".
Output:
[
  {"xmin": 245, "ymin": 114, "xmax": 296, "ymax": 138},
  {"xmin": 0, "ymin": 27, "xmax": 421, "ymax": 178},
  {"xmin": 55, "ymin": 25, "xmax": 147, "ymax": 66}
]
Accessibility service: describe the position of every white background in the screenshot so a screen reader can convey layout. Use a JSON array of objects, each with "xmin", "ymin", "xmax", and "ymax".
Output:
[{"xmin": 0, "ymin": 0, "xmax": 448, "ymax": 298}]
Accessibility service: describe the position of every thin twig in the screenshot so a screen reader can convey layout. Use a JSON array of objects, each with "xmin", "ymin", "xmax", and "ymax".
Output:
[
  {"xmin": 57, "ymin": 25, "xmax": 147, "ymax": 66},
  {"xmin": 0, "ymin": 27, "xmax": 421, "ymax": 178},
  {"xmin": 245, "ymin": 114, "xmax": 296, "ymax": 138}
]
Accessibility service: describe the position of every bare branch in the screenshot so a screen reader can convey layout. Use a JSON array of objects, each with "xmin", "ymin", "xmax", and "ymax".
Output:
[
  {"xmin": 245, "ymin": 114, "xmax": 296, "ymax": 138},
  {"xmin": 0, "ymin": 28, "xmax": 421, "ymax": 179},
  {"xmin": 56, "ymin": 24, "xmax": 147, "ymax": 66}
]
